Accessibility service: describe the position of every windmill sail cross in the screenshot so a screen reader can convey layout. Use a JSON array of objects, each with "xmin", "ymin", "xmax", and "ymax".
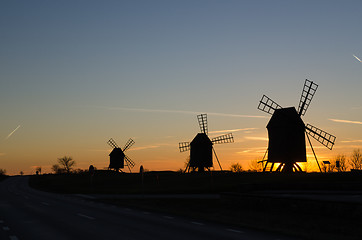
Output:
[
  {"xmin": 212, "ymin": 133, "xmax": 234, "ymax": 144},
  {"xmin": 197, "ymin": 114, "xmax": 208, "ymax": 134},
  {"xmin": 305, "ymin": 124, "xmax": 336, "ymax": 150},
  {"xmin": 298, "ymin": 79, "xmax": 318, "ymax": 116},
  {"xmin": 258, "ymin": 95, "xmax": 282, "ymax": 115},
  {"xmin": 257, "ymin": 79, "xmax": 336, "ymax": 173},
  {"xmin": 179, "ymin": 114, "xmax": 234, "ymax": 172},
  {"xmin": 179, "ymin": 142, "xmax": 191, "ymax": 152},
  {"xmin": 107, "ymin": 138, "xmax": 136, "ymax": 173},
  {"xmin": 123, "ymin": 138, "xmax": 135, "ymax": 152}
]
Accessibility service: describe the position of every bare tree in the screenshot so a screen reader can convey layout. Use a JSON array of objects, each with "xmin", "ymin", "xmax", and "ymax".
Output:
[
  {"xmin": 35, "ymin": 166, "xmax": 42, "ymax": 175},
  {"xmin": 0, "ymin": 169, "xmax": 6, "ymax": 176},
  {"xmin": 329, "ymin": 161, "xmax": 336, "ymax": 172},
  {"xmin": 321, "ymin": 162, "xmax": 329, "ymax": 173},
  {"xmin": 57, "ymin": 156, "xmax": 75, "ymax": 173},
  {"xmin": 333, "ymin": 154, "xmax": 348, "ymax": 172},
  {"xmin": 230, "ymin": 163, "xmax": 243, "ymax": 172},
  {"xmin": 350, "ymin": 149, "xmax": 362, "ymax": 170},
  {"xmin": 52, "ymin": 164, "xmax": 64, "ymax": 174}
]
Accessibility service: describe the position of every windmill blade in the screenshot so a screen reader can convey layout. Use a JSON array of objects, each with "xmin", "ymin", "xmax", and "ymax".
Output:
[
  {"xmin": 197, "ymin": 114, "xmax": 208, "ymax": 134},
  {"xmin": 124, "ymin": 155, "xmax": 135, "ymax": 168},
  {"xmin": 298, "ymin": 79, "xmax": 318, "ymax": 116},
  {"xmin": 257, "ymin": 95, "xmax": 282, "ymax": 115},
  {"xmin": 107, "ymin": 138, "xmax": 119, "ymax": 148},
  {"xmin": 305, "ymin": 123, "xmax": 336, "ymax": 150},
  {"xmin": 123, "ymin": 138, "xmax": 135, "ymax": 152},
  {"xmin": 211, "ymin": 133, "xmax": 234, "ymax": 144},
  {"xmin": 179, "ymin": 142, "xmax": 191, "ymax": 152}
]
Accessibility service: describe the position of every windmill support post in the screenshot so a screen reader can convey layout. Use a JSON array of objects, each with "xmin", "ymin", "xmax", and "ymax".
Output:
[
  {"xmin": 127, "ymin": 164, "xmax": 132, "ymax": 173},
  {"xmin": 270, "ymin": 162, "xmax": 275, "ymax": 171},
  {"xmin": 306, "ymin": 133, "xmax": 322, "ymax": 173},
  {"xmin": 260, "ymin": 149, "xmax": 269, "ymax": 171},
  {"xmin": 184, "ymin": 161, "xmax": 190, "ymax": 173},
  {"xmin": 212, "ymin": 147, "xmax": 223, "ymax": 171}
]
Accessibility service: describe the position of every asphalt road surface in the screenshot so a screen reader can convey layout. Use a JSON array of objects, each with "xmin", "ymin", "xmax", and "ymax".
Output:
[{"xmin": 0, "ymin": 177, "xmax": 298, "ymax": 240}]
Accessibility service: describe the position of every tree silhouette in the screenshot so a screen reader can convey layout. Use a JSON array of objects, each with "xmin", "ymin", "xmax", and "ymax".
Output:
[
  {"xmin": 57, "ymin": 156, "xmax": 76, "ymax": 173},
  {"xmin": 230, "ymin": 163, "xmax": 243, "ymax": 172},
  {"xmin": 0, "ymin": 169, "xmax": 6, "ymax": 176},
  {"xmin": 52, "ymin": 164, "xmax": 64, "ymax": 174},
  {"xmin": 321, "ymin": 161, "xmax": 331, "ymax": 173},
  {"xmin": 350, "ymin": 149, "xmax": 362, "ymax": 170},
  {"xmin": 35, "ymin": 166, "xmax": 42, "ymax": 175},
  {"xmin": 333, "ymin": 154, "xmax": 348, "ymax": 172}
]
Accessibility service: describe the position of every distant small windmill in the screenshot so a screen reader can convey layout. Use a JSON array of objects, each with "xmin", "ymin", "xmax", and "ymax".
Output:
[
  {"xmin": 257, "ymin": 79, "xmax": 336, "ymax": 173},
  {"xmin": 107, "ymin": 138, "xmax": 135, "ymax": 173},
  {"xmin": 179, "ymin": 114, "xmax": 234, "ymax": 172}
]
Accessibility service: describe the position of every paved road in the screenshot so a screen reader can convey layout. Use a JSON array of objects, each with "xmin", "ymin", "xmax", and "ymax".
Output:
[{"xmin": 0, "ymin": 177, "xmax": 298, "ymax": 240}]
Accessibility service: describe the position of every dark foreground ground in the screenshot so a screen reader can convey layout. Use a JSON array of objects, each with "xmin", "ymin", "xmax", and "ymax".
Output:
[{"xmin": 29, "ymin": 171, "xmax": 362, "ymax": 240}]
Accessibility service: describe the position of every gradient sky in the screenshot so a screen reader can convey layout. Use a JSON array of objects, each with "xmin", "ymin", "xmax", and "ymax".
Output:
[{"xmin": 1, "ymin": 0, "xmax": 362, "ymax": 175}]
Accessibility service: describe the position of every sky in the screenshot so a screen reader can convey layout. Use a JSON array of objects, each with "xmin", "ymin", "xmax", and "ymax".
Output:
[{"xmin": 1, "ymin": 0, "xmax": 362, "ymax": 175}]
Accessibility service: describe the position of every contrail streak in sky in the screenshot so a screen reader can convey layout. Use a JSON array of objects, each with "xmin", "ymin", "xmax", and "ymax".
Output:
[
  {"xmin": 5, "ymin": 125, "xmax": 21, "ymax": 139},
  {"xmin": 329, "ymin": 119, "xmax": 362, "ymax": 125},
  {"xmin": 353, "ymin": 54, "xmax": 362, "ymax": 63},
  {"xmin": 245, "ymin": 136, "xmax": 269, "ymax": 141},
  {"xmin": 96, "ymin": 106, "xmax": 267, "ymax": 119},
  {"xmin": 209, "ymin": 128, "xmax": 258, "ymax": 134}
]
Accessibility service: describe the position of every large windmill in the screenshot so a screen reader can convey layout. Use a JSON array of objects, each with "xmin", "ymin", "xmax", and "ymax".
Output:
[
  {"xmin": 107, "ymin": 138, "xmax": 135, "ymax": 173},
  {"xmin": 257, "ymin": 79, "xmax": 336, "ymax": 173},
  {"xmin": 179, "ymin": 114, "xmax": 234, "ymax": 172}
]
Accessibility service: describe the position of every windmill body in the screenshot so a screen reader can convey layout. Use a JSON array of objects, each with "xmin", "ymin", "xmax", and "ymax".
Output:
[
  {"xmin": 267, "ymin": 107, "xmax": 306, "ymax": 172},
  {"xmin": 179, "ymin": 114, "xmax": 234, "ymax": 173},
  {"xmin": 190, "ymin": 133, "xmax": 213, "ymax": 171},
  {"xmin": 109, "ymin": 148, "xmax": 125, "ymax": 170},
  {"xmin": 258, "ymin": 80, "xmax": 336, "ymax": 173}
]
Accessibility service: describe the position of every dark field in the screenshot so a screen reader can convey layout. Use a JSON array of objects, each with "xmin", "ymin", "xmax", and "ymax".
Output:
[
  {"xmin": 0, "ymin": 175, "xmax": 8, "ymax": 182},
  {"xmin": 30, "ymin": 171, "xmax": 362, "ymax": 240},
  {"xmin": 29, "ymin": 170, "xmax": 362, "ymax": 194}
]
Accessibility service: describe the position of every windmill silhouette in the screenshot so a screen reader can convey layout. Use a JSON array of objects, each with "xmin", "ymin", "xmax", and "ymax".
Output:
[
  {"xmin": 179, "ymin": 114, "xmax": 234, "ymax": 172},
  {"xmin": 107, "ymin": 138, "xmax": 135, "ymax": 173},
  {"xmin": 257, "ymin": 79, "xmax": 336, "ymax": 173}
]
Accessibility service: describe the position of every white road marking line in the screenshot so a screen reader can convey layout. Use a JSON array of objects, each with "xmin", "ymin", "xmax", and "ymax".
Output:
[
  {"xmin": 3, "ymin": 226, "xmax": 10, "ymax": 231},
  {"xmin": 163, "ymin": 216, "xmax": 174, "ymax": 219},
  {"xmin": 24, "ymin": 196, "xmax": 29, "ymax": 199},
  {"xmin": 9, "ymin": 236, "xmax": 19, "ymax": 240},
  {"xmin": 73, "ymin": 194, "xmax": 96, "ymax": 199},
  {"xmin": 77, "ymin": 213, "xmax": 95, "ymax": 220},
  {"xmin": 226, "ymin": 228, "xmax": 244, "ymax": 233},
  {"xmin": 191, "ymin": 221, "xmax": 204, "ymax": 226},
  {"xmin": 41, "ymin": 202, "xmax": 50, "ymax": 206}
]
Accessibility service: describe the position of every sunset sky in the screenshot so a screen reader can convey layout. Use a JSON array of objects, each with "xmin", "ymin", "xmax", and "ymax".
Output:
[{"xmin": 1, "ymin": 0, "xmax": 362, "ymax": 175}]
